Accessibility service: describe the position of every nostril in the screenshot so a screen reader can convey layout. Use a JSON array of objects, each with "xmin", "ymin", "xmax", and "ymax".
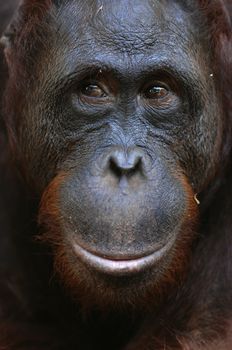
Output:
[
  {"xmin": 109, "ymin": 152, "xmax": 143, "ymax": 178},
  {"xmin": 109, "ymin": 157, "xmax": 124, "ymax": 178}
]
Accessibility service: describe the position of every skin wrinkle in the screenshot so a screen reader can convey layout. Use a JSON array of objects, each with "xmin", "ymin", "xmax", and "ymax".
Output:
[
  {"xmin": 39, "ymin": 166, "xmax": 198, "ymax": 312},
  {"xmin": 53, "ymin": 0, "xmax": 205, "ymax": 58},
  {"xmin": 4, "ymin": 0, "xmax": 220, "ymax": 216},
  {"xmin": 89, "ymin": 1, "xmax": 196, "ymax": 53},
  {"xmin": 24, "ymin": 3, "xmax": 205, "ymax": 102},
  {"xmin": 37, "ymin": 9, "xmax": 209, "ymax": 118},
  {"xmin": 1, "ymin": 0, "xmax": 231, "ymax": 348}
]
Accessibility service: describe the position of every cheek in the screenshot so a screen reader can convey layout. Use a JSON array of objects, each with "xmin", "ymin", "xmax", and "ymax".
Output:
[
  {"xmin": 38, "ymin": 156, "xmax": 199, "ymax": 258},
  {"xmin": 58, "ymin": 169, "xmax": 186, "ymax": 255},
  {"xmin": 38, "ymin": 169, "xmax": 199, "ymax": 308},
  {"xmin": 180, "ymin": 96, "xmax": 223, "ymax": 191}
]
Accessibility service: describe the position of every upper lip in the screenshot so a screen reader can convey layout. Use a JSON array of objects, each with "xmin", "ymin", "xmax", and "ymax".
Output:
[{"xmin": 73, "ymin": 241, "xmax": 172, "ymax": 276}]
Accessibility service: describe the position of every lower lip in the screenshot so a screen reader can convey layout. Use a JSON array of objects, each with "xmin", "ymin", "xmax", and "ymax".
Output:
[{"xmin": 73, "ymin": 242, "xmax": 171, "ymax": 276}]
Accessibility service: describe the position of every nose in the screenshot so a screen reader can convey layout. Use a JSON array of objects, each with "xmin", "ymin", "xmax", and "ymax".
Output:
[{"xmin": 108, "ymin": 149, "xmax": 143, "ymax": 179}]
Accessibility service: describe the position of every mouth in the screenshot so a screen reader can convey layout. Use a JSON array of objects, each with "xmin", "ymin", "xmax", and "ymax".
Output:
[{"xmin": 73, "ymin": 241, "xmax": 172, "ymax": 276}]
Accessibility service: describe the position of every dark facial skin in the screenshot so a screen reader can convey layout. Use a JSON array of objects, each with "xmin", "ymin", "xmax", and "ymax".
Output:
[{"xmin": 4, "ymin": 0, "xmax": 223, "ymax": 308}]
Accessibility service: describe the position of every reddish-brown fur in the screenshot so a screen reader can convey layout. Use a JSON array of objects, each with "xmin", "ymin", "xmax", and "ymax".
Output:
[
  {"xmin": 0, "ymin": 1, "xmax": 231, "ymax": 349},
  {"xmin": 38, "ymin": 171, "xmax": 198, "ymax": 314}
]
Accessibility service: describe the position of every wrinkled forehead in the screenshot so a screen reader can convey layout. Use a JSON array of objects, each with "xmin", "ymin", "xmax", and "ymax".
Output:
[{"xmin": 55, "ymin": 0, "xmax": 198, "ymax": 55}]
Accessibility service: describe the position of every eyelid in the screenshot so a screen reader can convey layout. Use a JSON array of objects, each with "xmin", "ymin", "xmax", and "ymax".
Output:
[
  {"xmin": 139, "ymin": 79, "xmax": 180, "ymax": 111},
  {"xmin": 142, "ymin": 80, "xmax": 171, "ymax": 92},
  {"xmin": 144, "ymin": 86, "xmax": 169, "ymax": 100},
  {"xmin": 80, "ymin": 80, "xmax": 111, "ymax": 96},
  {"xmin": 81, "ymin": 83, "xmax": 107, "ymax": 97}
]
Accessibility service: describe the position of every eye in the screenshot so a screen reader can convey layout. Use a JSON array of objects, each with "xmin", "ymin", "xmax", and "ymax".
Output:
[
  {"xmin": 81, "ymin": 84, "xmax": 107, "ymax": 98},
  {"xmin": 144, "ymin": 85, "xmax": 169, "ymax": 100},
  {"xmin": 141, "ymin": 81, "xmax": 178, "ymax": 109}
]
